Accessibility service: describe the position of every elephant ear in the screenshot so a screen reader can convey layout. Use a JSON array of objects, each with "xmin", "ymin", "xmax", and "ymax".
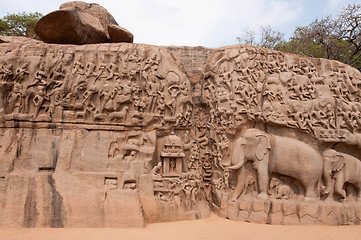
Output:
[
  {"xmin": 332, "ymin": 154, "xmax": 345, "ymax": 172},
  {"xmin": 255, "ymin": 134, "xmax": 271, "ymax": 161}
]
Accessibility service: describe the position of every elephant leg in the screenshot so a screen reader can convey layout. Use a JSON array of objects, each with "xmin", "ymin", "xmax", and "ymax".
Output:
[
  {"xmin": 325, "ymin": 178, "xmax": 335, "ymax": 201},
  {"xmin": 304, "ymin": 182, "xmax": 317, "ymax": 201},
  {"xmin": 230, "ymin": 166, "xmax": 245, "ymax": 202},
  {"xmin": 256, "ymin": 163, "xmax": 269, "ymax": 200},
  {"xmin": 356, "ymin": 185, "xmax": 361, "ymax": 202},
  {"xmin": 334, "ymin": 177, "xmax": 346, "ymax": 199}
]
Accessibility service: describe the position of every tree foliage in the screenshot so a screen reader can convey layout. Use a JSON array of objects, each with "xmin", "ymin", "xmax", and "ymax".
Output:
[
  {"xmin": 238, "ymin": 4, "xmax": 361, "ymax": 70},
  {"xmin": 237, "ymin": 25, "xmax": 284, "ymax": 49},
  {"xmin": 0, "ymin": 12, "xmax": 43, "ymax": 38}
]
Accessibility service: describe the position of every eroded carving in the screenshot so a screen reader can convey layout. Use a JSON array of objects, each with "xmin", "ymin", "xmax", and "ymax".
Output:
[{"xmin": 1, "ymin": 39, "xmax": 361, "ymax": 227}]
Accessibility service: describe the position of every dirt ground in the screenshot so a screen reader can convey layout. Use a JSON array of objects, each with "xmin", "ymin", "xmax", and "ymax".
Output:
[{"xmin": 1, "ymin": 213, "xmax": 361, "ymax": 240}]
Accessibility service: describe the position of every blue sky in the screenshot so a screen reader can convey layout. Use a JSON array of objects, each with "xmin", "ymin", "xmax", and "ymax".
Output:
[{"xmin": 0, "ymin": 0, "xmax": 359, "ymax": 47}]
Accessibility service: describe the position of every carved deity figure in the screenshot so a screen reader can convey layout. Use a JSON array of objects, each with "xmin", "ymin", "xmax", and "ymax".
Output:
[
  {"xmin": 27, "ymin": 63, "xmax": 47, "ymax": 88},
  {"xmin": 13, "ymin": 63, "xmax": 29, "ymax": 83}
]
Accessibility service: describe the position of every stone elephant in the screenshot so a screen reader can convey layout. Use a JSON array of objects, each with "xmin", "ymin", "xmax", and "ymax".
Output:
[
  {"xmin": 322, "ymin": 149, "xmax": 361, "ymax": 201},
  {"xmin": 227, "ymin": 128, "xmax": 323, "ymax": 201}
]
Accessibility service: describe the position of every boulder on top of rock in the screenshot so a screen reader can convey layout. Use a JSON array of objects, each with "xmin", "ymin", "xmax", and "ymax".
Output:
[
  {"xmin": 34, "ymin": 7, "xmax": 107, "ymax": 44},
  {"xmin": 60, "ymin": 1, "xmax": 118, "ymax": 34},
  {"xmin": 34, "ymin": 1, "xmax": 134, "ymax": 44},
  {"xmin": 108, "ymin": 24, "xmax": 134, "ymax": 43}
]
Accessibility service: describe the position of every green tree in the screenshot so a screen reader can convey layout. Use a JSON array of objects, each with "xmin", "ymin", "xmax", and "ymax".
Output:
[
  {"xmin": 238, "ymin": 4, "xmax": 361, "ymax": 70},
  {"xmin": 0, "ymin": 12, "xmax": 43, "ymax": 38}
]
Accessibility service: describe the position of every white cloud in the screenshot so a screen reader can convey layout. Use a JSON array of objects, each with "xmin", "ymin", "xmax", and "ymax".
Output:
[
  {"xmin": 0, "ymin": 0, "xmax": 311, "ymax": 47},
  {"xmin": 327, "ymin": 0, "xmax": 343, "ymax": 11},
  {"xmin": 323, "ymin": 0, "xmax": 360, "ymax": 15}
]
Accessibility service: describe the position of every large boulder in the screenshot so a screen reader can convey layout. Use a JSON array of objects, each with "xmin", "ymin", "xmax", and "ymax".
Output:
[
  {"xmin": 34, "ymin": 1, "xmax": 133, "ymax": 44},
  {"xmin": 34, "ymin": 7, "xmax": 107, "ymax": 44},
  {"xmin": 107, "ymin": 24, "xmax": 134, "ymax": 43},
  {"xmin": 60, "ymin": 1, "xmax": 118, "ymax": 34},
  {"xmin": 34, "ymin": 8, "xmax": 107, "ymax": 44}
]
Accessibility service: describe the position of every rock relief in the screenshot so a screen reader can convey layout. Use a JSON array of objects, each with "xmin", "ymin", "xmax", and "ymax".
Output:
[{"xmin": 1, "ymin": 39, "xmax": 361, "ymax": 226}]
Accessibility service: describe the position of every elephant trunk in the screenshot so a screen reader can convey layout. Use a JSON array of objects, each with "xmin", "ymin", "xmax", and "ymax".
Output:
[{"xmin": 228, "ymin": 138, "xmax": 246, "ymax": 170}]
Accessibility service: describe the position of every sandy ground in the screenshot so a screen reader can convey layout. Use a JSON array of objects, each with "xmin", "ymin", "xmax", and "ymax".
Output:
[{"xmin": 1, "ymin": 213, "xmax": 361, "ymax": 240}]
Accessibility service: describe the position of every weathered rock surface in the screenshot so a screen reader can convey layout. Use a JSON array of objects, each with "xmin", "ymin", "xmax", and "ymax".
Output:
[
  {"xmin": 0, "ymin": 35, "xmax": 361, "ymax": 227},
  {"xmin": 60, "ymin": 1, "xmax": 118, "ymax": 30},
  {"xmin": 0, "ymin": 35, "xmax": 41, "ymax": 44},
  {"xmin": 34, "ymin": 1, "xmax": 133, "ymax": 44},
  {"xmin": 34, "ymin": 8, "xmax": 107, "ymax": 44},
  {"xmin": 108, "ymin": 24, "xmax": 134, "ymax": 43}
]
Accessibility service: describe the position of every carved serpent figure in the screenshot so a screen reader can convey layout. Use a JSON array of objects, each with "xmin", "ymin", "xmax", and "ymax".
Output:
[{"xmin": 196, "ymin": 127, "xmax": 209, "ymax": 147}]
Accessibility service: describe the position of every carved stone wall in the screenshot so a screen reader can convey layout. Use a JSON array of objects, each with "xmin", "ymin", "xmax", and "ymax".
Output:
[
  {"xmin": 203, "ymin": 45, "xmax": 361, "ymax": 225},
  {"xmin": 0, "ymin": 41, "xmax": 209, "ymax": 227},
  {"xmin": 0, "ymin": 39, "xmax": 361, "ymax": 227},
  {"xmin": 167, "ymin": 46, "xmax": 213, "ymax": 82}
]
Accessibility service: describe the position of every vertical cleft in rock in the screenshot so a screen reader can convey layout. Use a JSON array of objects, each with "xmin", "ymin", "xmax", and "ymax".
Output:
[
  {"xmin": 23, "ymin": 178, "xmax": 38, "ymax": 227},
  {"xmin": 47, "ymin": 175, "xmax": 64, "ymax": 228}
]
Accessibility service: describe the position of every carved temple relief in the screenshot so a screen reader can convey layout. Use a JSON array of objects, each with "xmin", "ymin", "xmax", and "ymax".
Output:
[
  {"xmin": 0, "ymin": 42, "xmax": 192, "ymax": 130},
  {"xmin": 204, "ymin": 45, "xmax": 361, "ymax": 225}
]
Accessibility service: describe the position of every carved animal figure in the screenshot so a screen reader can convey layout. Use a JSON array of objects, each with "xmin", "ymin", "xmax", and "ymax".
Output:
[
  {"xmin": 93, "ymin": 113, "xmax": 107, "ymax": 122},
  {"xmin": 268, "ymin": 178, "xmax": 293, "ymax": 200},
  {"xmin": 241, "ymin": 175, "xmax": 256, "ymax": 196},
  {"xmin": 322, "ymin": 149, "xmax": 361, "ymax": 201},
  {"xmin": 228, "ymin": 128, "xmax": 322, "ymax": 202},
  {"xmin": 108, "ymin": 106, "xmax": 129, "ymax": 122}
]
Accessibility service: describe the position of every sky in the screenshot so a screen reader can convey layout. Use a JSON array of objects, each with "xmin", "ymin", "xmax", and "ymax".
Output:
[{"xmin": 0, "ymin": 0, "xmax": 359, "ymax": 47}]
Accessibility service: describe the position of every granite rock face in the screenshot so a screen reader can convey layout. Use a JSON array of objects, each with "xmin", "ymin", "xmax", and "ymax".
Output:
[
  {"xmin": 60, "ymin": 1, "xmax": 119, "ymax": 29},
  {"xmin": 34, "ymin": 1, "xmax": 133, "ymax": 44},
  {"xmin": 0, "ymin": 36, "xmax": 361, "ymax": 227},
  {"xmin": 107, "ymin": 24, "xmax": 134, "ymax": 43},
  {"xmin": 34, "ymin": 8, "xmax": 108, "ymax": 44}
]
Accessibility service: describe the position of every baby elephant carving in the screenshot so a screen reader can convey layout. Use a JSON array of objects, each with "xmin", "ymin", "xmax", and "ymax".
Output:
[{"xmin": 268, "ymin": 178, "xmax": 293, "ymax": 200}]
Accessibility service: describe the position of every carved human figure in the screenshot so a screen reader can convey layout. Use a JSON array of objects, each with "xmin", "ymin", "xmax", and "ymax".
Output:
[
  {"xmin": 50, "ymin": 63, "xmax": 66, "ymax": 82},
  {"xmin": 13, "ymin": 63, "xmax": 29, "ymax": 83},
  {"xmin": 84, "ymin": 57, "xmax": 96, "ymax": 78},
  {"xmin": 2, "ymin": 64, "xmax": 13, "ymax": 82},
  {"xmin": 325, "ymin": 104, "xmax": 336, "ymax": 129},
  {"xmin": 235, "ymin": 81, "xmax": 257, "ymax": 107},
  {"xmin": 105, "ymin": 62, "xmax": 119, "ymax": 81},
  {"xmin": 167, "ymin": 85, "xmax": 180, "ymax": 116},
  {"xmin": 7, "ymin": 83, "xmax": 22, "ymax": 113},
  {"xmin": 182, "ymin": 183, "xmax": 193, "ymax": 209},
  {"xmin": 33, "ymin": 89, "xmax": 49, "ymax": 118},
  {"xmin": 146, "ymin": 74, "xmax": 161, "ymax": 113},
  {"xmin": 157, "ymin": 93, "xmax": 166, "ymax": 116},
  {"xmin": 27, "ymin": 63, "xmax": 47, "ymax": 88},
  {"xmin": 95, "ymin": 59, "xmax": 107, "ymax": 82},
  {"xmin": 227, "ymin": 128, "xmax": 323, "ymax": 201},
  {"xmin": 311, "ymin": 104, "xmax": 328, "ymax": 128},
  {"xmin": 72, "ymin": 56, "xmax": 84, "ymax": 75},
  {"xmin": 189, "ymin": 142, "xmax": 200, "ymax": 171},
  {"xmin": 100, "ymin": 84, "xmax": 115, "ymax": 111}
]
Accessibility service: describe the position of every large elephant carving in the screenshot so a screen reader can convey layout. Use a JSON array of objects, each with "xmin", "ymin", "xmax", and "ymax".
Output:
[
  {"xmin": 227, "ymin": 128, "xmax": 323, "ymax": 201},
  {"xmin": 322, "ymin": 149, "xmax": 361, "ymax": 201}
]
